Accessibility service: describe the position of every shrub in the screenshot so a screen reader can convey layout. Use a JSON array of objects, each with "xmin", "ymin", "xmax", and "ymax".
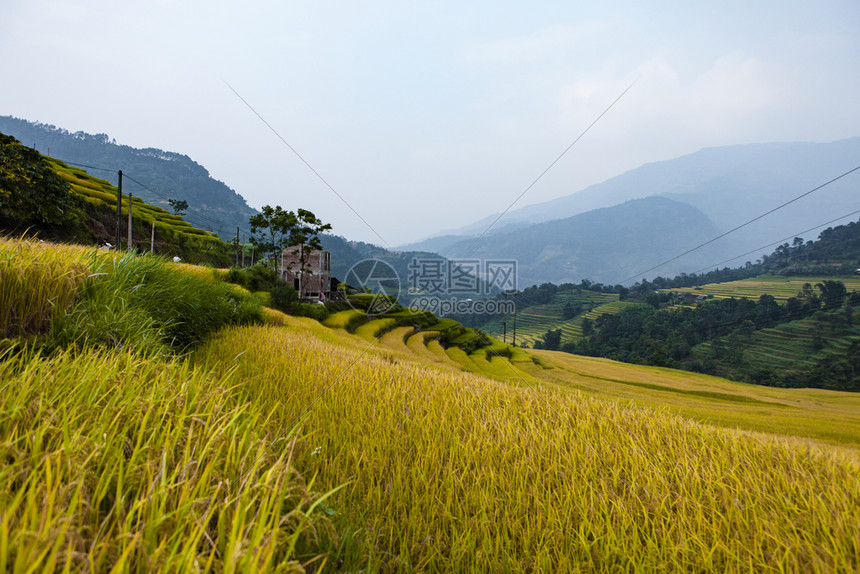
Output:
[
  {"xmin": 50, "ymin": 251, "xmax": 263, "ymax": 354},
  {"xmin": 294, "ymin": 302, "xmax": 330, "ymax": 322},
  {"xmin": 269, "ymin": 284, "xmax": 298, "ymax": 312}
]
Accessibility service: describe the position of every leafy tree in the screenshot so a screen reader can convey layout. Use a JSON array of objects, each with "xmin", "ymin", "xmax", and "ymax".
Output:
[
  {"xmin": 249, "ymin": 205, "xmax": 298, "ymax": 275},
  {"xmin": 580, "ymin": 317, "xmax": 594, "ymax": 336},
  {"xmin": 168, "ymin": 198, "xmax": 188, "ymax": 216},
  {"xmin": 283, "ymin": 208, "xmax": 332, "ymax": 296},
  {"xmin": 534, "ymin": 328, "xmax": 562, "ymax": 351},
  {"xmin": 816, "ymin": 280, "xmax": 847, "ymax": 310},
  {"xmin": 0, "ymin": 133, "xmax": 84, "ymax": 234}
]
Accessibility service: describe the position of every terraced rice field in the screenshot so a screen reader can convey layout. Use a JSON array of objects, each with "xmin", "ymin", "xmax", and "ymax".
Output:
[
  {"xmin": 671, "ymin": 275, "xmax": 860, "ymax": 301},
  {"xmin": 694, "ymin": 314, "xmax": 860, "ymax": 374},
  {"xmin": 483, "ymin": 292, "xmax": 637, "ymax": 347}
]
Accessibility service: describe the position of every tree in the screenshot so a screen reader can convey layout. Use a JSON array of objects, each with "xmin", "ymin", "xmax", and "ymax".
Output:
[
  {"xmin": 561, "ymin": 300, "xmax": 579, "ymax": 320},
  {"xmin": 168, "ymin": 199, "xmax": 188, "ymax": 216},
  {"xmin": 816, "ymin": 280, "xmax": 846, "ymax": 310},
  {"xmin": 580, "ymin": 317, "xmax": 594, "ymax": 336},
  {"xmin": 283, "ymin": 208, "xmax": 332, "ymax": 297},
  {"xmin": 0, "ymin": 133, "xmax": 84, "ymax": 234},
  {"xmin": 249, "ymin": 205, "xmax": 298, "ymax": 275},
  {"xmin": 534, "ymin": 328, "xmax": 562, "ymax": 351}
]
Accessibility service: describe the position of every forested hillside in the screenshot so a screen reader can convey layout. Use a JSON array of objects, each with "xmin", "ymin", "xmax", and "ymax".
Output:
[
  {"xmin": 0, "ymin": 132, "xmax": 237, "ymax": 265},
  {"xmin": 0, "ymin": 116, "xmax": 258, "ymax": 240}
]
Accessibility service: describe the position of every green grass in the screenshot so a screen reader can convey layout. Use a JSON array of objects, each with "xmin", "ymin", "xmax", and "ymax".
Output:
[
  {"xmin": 4, "ymin": 237, "xmax": 860, "ymax": 572},
  {"xmin": 0, "ymin": 345, "xmax": 338, "ymax": 572},
  {"xmin": 1, "ymin": 238, "xmax": 262, "ymax": 355}
]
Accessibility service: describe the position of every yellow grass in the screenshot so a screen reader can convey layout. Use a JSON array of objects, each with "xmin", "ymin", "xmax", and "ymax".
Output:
[
  {"xmin": 0, "ymin": 347, "xmax": 337, "ymax": 572},
  {"xmin": 528, "ymin": 349, "xmax": 860, "ymax": 449},
  {"xmin": 196, "ymin": 324, "xmax": 860, "ymax": 572},
  {"xmin": 0, "ymin": 238, "xmax": 91, "ymax": 338},
  {"xmin": 4, "ymin": 238, "xmax": 860, "ymax": 571}
]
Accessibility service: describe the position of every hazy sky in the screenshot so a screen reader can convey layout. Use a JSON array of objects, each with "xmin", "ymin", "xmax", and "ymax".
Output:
[{"xmin": 2, "ymin": 1, "xmax": 859, "ymax": 246}]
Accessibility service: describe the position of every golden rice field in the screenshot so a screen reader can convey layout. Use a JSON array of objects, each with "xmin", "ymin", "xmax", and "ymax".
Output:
[
  {"xmin": 670, "ymin": 275, "xmax": 860, "ymax": 301},
  {"xmin": 196, "ymin": 320, "xmax": 860, "ymax": 572},
  {"xmin": 2, "ymin": 237, "xmax": 860, "ymax": 572}
]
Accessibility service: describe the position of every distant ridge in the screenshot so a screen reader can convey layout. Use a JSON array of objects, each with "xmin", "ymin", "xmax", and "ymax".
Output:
[{"xmin": 403, "ymin": 138, "xmax": 860, "ymax": 284}]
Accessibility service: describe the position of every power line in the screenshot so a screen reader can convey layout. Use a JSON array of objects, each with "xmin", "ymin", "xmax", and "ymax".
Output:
[
  {"xmin": 223, "ymin": 80, "xmax": 390, "ymax": 248},
  {"xmin": 686, "ymin": 209, "xmax": 860, "ymax": 276},
  {"xmin": 619, "ymin": 164, "xmax": 860, "ymax": 285},
  {"xmin": 464, "ymin": 78, "xmax": 638, "ymax": 256},
  {"xmin": 59, "ymin": 160, "xmax": 118, "ymax": 173},
  {"xmin": 60, "ymin": 158, "xmax": 257, "ymax": 240}
]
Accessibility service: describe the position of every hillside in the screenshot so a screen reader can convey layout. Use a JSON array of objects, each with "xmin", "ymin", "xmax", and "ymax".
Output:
[
  {"xmin": 0, "ymin": 115, "xmax": 258, "ymax": 241},
  {"xmin": 442, "ymin": 196, "xmax": 728, "ymax": 286},
  {"xmin": 1, "ymin": 132, "xmax": 238, "ymax": 265},
  {"xmin": 2, "ymin": 236, "xmax": 859, "ymax": 571}
]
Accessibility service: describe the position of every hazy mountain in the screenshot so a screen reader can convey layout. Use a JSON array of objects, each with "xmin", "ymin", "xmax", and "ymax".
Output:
[
  {"xmin": 0, "ymin": 116, "xmax": 258, "ymax": 241},
  {"xmin": 440, "ymin": 196, "xmax": 728, "ymax": 288},
  {"xmin": 395, "ymin": 234, "xmax": 474, "ymax": 254},
  {"xmin": 425, "ymin": 138, "xmax": 860, "ymax": 261}
]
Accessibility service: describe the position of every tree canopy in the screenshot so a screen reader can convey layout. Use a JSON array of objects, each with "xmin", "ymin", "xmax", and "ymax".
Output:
[{"xmin": 0, "ymin": 132, "xmax": 84, "ymax": 234}]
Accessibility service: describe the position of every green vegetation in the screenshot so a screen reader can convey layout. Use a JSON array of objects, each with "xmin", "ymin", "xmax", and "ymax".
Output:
[
  {"xmin": 478, "ymin": 219, "xmax": 860, "ymax": 392},
  {"xmin": 0, "ymin": 132, "xmax": 245, "ymax": 266},
  {"xmin": 568, "ymin": 280, "xmax": 860, "ymax": 390},
  {"xmin": 249, "ymin": 206, "xmax": 331, "ymax": 280},
  {"xmin": 480, "ymin": 286, "xmax": 635, "ymax": 348},
  {"xmin": 0, "ymin": 133, "xmax": 86, "ymax": 238},
  {"xmin": 1, "ymin": 237, "xmax": 262, "ymax": 356},
  {"xmin": 0, "ymin": 116, "xmax": 259, "ymax": 241},
  {"xmin": 3, "ymin": 236, "xmax": 860, "ymax": 571}
]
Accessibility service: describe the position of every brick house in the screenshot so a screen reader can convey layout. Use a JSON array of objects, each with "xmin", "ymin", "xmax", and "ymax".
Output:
[{"xmin": 281, "ymin": 244, "xmax": 332, "ymax": 301}]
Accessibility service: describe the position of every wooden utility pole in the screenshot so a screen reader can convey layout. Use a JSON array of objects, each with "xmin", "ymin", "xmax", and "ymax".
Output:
[
  {"xmin": 512, "ymin": 292, "xmax": 518, "ymax": 346},
  {"xmin": 241, "ymin": 233, "xmax": 245, "ymax": 267},
  {"xmin": 502, "ymin": 292, "xmax": 508, "ymax": 344},
  {"xmin": 127, "ymin": 193, "xmax": 133, "ymax": 250},
  {"xmin": 236, "ymin": 227, "xmax": 240, "ymax": 266},
  {"xmin": 115, "ymin": 170, "xmax": 122, "ymax": 249}
]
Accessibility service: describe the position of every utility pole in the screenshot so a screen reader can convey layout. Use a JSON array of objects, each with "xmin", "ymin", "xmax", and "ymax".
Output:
[
  {"xmin": 127, "ymin": 193, "xmax": 133, "ymax": 250},
  {"xmin": 512, "ymin": 292, "xmax": 518, "ymax": 346},
  {"xmin": 115, "ymin": 170, "xmax": 122, "ymax": 249},
  {"xmin": 236, "ymin": 227, "xmax": 240, "ymax": 266},
  {"xmin": 502, "ymin": 292, "xmax": 508, "ymax": 344},
  {"xmin": 241, "ymin": 233, "xmax": 245, "ymax": 267},
  {"xmin": 150, "ymin": 221, "xmax": 155, "ymax": 254}
]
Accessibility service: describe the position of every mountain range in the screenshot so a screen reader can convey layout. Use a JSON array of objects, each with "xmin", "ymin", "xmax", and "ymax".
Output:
[
  {"xmin": 400, "ymin": 138, "xmax": 860, "ymax": 285},
  {"xmin": 5, "ymin": 114, "xmax": 857, "ymax": 287}
]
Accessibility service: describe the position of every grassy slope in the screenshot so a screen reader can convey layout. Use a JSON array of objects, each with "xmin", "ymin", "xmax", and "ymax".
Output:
[
  {"xmin": 198, "ymin": 317, "xmax": 860, "ymax": 572},
  {"xmin": 320, "ymin": 302, "xmax": 860, "ymax": 449},
  {"xmin": 5, "ymin": 238, "xmax": 860, "ymax": 571},
  {"xmin": 43, "ymin": 157, "xmax": 236, "ymax": 265},
  {"xmin": 528, "ymin": 349, "xmax": 860, "ymax": 449}
]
